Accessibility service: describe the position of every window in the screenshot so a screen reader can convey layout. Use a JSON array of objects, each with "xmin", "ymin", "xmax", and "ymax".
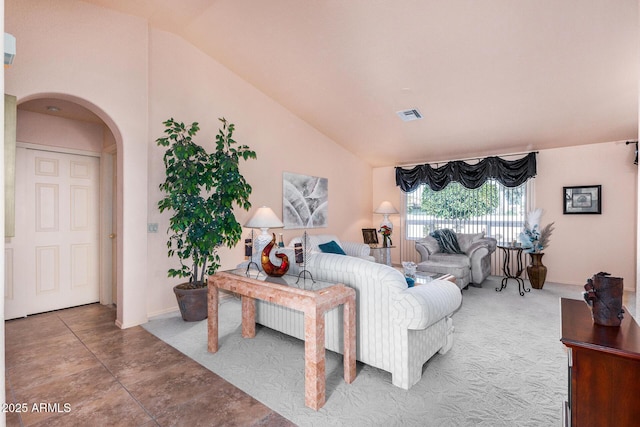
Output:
[{"xmin": 403, "ymin": 179, "xmax": 533, "ymax": 249}]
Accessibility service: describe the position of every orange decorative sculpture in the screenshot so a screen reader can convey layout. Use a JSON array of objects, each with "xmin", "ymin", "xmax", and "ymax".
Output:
[{"xmin": 261, "ymin": 233, "xmax": 290, "ymax": 277}]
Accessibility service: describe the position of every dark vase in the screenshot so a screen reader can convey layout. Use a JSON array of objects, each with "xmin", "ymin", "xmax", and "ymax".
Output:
[
  {"xmin": 383, "ymin": 236, "xmax": 389, "ymax": 247},
  {"xmin": 527, "ymin": 252, "xmax": 547, "ymax": 289}
]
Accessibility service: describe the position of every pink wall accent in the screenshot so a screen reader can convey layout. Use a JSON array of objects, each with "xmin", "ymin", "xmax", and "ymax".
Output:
[
  {"xmin": 146, "ymin": 29, "xmax": 373, "ymax": 315},
  {"xmin": 16, "ymin": 110, "xmax": 105, "ymax": 153},
  {"xmin": 6, "ymin": 0, "xmax": 151, "ymax": 328},
  {"xmin": 5, "ymin": 0, "xmax": 373, "ymax": 320},
  {"xmin": 536, "ymin": 141, "xmax": 637, "ymax": 289}
]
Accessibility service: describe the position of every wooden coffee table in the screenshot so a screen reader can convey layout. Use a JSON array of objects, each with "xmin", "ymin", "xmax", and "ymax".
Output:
[{"xmin": 207, "ymin": 269, "xmax": 356, "ymax": 410}]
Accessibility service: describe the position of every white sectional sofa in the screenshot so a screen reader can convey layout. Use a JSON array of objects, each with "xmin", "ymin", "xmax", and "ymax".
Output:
[
  {"xmin": 254, "ymin": 251, "xmax": 463, "ymax": 390},
  {"xmin": 288, "ymin": 233, "xmax": 375, "ymax": 261}
]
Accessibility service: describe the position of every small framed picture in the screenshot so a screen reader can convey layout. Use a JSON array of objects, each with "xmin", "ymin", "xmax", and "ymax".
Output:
[
  {"xmin": 362, "ymin": 228, "xmax": 379, "ymax": 245},
  {"xmin": 563, "ymin": 185, "xmax": 601, "ymax": 214}
]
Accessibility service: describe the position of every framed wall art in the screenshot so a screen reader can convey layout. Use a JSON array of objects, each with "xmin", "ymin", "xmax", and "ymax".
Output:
[
  {"xmin": 563, "ymin": 185, "xmax": 601, "ymax": 214},
  {"xmin": 362, "ymin": 228, "xmax": 378, "ymax": 245},
  {"xmin": 283, "ymin": 172, "xmax": 328, "ymax": 229}
]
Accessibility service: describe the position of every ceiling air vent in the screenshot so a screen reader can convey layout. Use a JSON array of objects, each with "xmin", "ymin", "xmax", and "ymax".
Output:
[{"xmin": 396, "ymin": 109, "xmax": 423, "ymax": 122}]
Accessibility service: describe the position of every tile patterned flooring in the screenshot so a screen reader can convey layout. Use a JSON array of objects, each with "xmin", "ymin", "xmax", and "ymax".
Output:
[{"xmin": 4, "ymin": 303, "xmax": 295, "ymax": 426}]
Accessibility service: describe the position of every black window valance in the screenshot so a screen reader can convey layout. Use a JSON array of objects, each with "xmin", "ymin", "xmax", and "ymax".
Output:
[{"xmin": 395, "ymin": 152, "xmax": 537, "ymax": 192}]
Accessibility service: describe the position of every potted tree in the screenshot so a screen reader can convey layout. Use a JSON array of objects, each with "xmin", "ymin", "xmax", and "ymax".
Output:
[{"xmin": 157, "ymin": 117, "xmax": 256, "ymax": 321}]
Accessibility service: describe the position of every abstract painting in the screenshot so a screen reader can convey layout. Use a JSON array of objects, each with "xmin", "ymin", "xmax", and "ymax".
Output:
[{"xmin": 283, "ymin": 172, "xmax": 328, "ymax": 229}]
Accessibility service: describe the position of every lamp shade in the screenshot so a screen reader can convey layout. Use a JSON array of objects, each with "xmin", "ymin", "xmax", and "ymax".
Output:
[
  {"xmin": 374, "ymin": 201, "xmax": 399, "ymax": 215},
  {"xmin": 245, "ymin": 206, "xmax": 284, "ymax": 229}
]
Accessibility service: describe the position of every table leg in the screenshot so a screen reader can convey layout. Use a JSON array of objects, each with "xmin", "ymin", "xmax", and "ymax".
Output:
[
  {"xmin": 343, "ymin": 297, "xmax": 356, "ymax": 384},
  {"xmin": 496, "ymin": 276, "xmax": 508, "ymax": 292},
  {"xmin": 242, "ymin": 296, "xmax": 256, "ymax": 338},
  {"xmin": 517, "ymin": 277, "xmax": 531, "ymax": 296},
  {"xmin": 496, "ymin": 248, "xmax": 510, "ymax": 292},
  {"xmin": 515, "ymin": 253, "xmax": 530, "ymax": 296},
  {"xmin": 208, "ymin": 284, "xmax": 219, "ymax": 353},
  {"xmin": 304, "ymin": 307, "xmax": 326, "ymax": 410},
  {"xmin": 496, "ymin": 247, "xmax": 530, "ymax": 296}
]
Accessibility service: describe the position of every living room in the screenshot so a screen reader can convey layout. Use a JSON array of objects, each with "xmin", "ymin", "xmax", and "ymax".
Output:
[
  {"xmin": 6, "ymin": 0, "xmax": 638, "ymax": 325},
  {"xmin": 3, "ymin": 0, "xmax": 639, "ymax": 424}
]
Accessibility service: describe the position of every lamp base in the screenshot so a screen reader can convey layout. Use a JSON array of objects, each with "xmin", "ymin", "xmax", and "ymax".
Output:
[{"xmin": 380, "ymin": 214, "xmax": 393, "ymax": 231}]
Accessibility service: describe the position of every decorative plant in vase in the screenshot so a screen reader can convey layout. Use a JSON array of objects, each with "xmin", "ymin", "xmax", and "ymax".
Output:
[
  {"xmin": 379, "ymin": 225, "xmax": 392, "ymax": 247},
  {"xmin": 519, "ymin": 209, "xmax": 555, "ymax": 289},
  {"xmin": 157, "ymin": 117, "xmax": 256, "ymax": 321}
]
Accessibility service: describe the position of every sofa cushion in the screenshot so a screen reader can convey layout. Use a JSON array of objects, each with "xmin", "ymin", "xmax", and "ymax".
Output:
[
  {"xmin": 318, "ymin": 240, "xmax": 346, "ymax": 255},
  {"xmin": 456, "ymin": 232, "xmax": 485, "ymax": 253},
  {"xmin": 430, "ymin": 229, "xmax": 464, "ymax": 254},
  {"xmin": 418, "ymin": 236, "xmax": 440, "ymax": 255},
  {"xmin": 428, "ymin": 253, "xmax": 470, "ymax": 266}
]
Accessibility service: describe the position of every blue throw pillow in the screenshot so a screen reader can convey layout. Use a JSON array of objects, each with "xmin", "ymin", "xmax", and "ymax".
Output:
[
  {"xmin": 405, "ymin": 277, "xmax": 415, "ymax": 288},
  {"xmin": 430, "ymin": 229, "xmax": 464, "ymax": 254},
  {"xmin": 318, "ymin": 240, "xmax": 346, "ymax": 255}
]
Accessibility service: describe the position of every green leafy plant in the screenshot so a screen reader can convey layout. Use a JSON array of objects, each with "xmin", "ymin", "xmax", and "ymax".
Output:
[
  {"xmin": 421, "ymin": 182, "xmax": 499, "ymax": 220},
  {"xmin": 157, "ymin": 117, "xmax": 256, "ymax": 288}
]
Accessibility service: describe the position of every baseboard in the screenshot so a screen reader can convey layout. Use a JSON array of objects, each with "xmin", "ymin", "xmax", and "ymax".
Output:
[{"xmin": 146, "ymin": 290, "xmax": 236, "ymax": 320}]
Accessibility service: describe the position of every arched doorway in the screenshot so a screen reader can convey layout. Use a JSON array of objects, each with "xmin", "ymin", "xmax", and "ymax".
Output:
[{"xmin": 4, "ymin": 95, "xmax": 120, "ymax": 319}]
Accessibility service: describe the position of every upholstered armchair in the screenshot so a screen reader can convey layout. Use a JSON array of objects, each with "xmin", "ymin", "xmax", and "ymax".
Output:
[{"xmin": 415, "ymin": 232, "xmax": 497, "ymax": 289}]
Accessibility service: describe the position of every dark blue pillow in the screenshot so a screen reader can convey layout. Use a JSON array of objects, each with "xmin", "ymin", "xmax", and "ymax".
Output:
[{"xmin": 318, "ymin": 240, "xmax": 346, "ymax": 255}]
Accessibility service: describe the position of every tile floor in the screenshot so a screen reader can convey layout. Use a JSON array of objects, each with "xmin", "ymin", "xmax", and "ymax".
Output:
[{"xmin": 4, "ymin": 303, "xmax": 295, "ymax": 426}]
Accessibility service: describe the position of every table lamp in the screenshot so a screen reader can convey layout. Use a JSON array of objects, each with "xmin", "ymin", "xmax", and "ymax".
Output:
[
  {"xmin": 374, "ymin": 201, "xmax": 398, "ymax": 230},
  {"xmin": 244, "ymin": 206, "xmax": 284, "ymax": 267}
]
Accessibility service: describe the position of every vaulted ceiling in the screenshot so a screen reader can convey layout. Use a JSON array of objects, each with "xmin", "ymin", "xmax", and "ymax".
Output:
[{"xmin": 81, "ymin": 0, "xmax": 639, "ymax": 167}]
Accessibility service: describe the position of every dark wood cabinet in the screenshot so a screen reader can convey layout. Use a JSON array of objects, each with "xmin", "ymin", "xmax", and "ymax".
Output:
[{"xmin": 560, "ymin": 298, "xmax": 640, "ymax": 427}]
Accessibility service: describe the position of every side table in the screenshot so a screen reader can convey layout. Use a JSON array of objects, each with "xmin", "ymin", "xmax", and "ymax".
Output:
[
  {"xmin": 208, "ymin": 269, "xmax": 356, "ymax": 410},
  {"xmin": 370, "ymin": 245, "xmax": 395, "ymax": 265},
  {"xmin": 496, "ymin": 245, "xmax": 530, "ymax": 296}
]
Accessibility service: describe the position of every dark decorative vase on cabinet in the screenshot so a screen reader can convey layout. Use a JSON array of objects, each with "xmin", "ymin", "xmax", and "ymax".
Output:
[{"xmin": 527, "ymin": 252, "xmax": 547, "ymax": 289}]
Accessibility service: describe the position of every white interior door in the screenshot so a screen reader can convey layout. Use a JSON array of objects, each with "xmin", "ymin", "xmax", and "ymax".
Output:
[{"xmin": 5, "ymin": 147, "xmax": 100, "ymax": 319}]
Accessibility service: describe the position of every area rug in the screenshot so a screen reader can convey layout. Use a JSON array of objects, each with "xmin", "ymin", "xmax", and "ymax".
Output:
[{"xmin": 142, "ymin": 277, "xmax": 634, "ymax": 427}]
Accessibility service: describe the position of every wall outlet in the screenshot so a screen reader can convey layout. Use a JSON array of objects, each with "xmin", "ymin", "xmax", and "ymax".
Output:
[{"xmin": 148, "ymin": 223, "xmax": 159, "ymax": 233}]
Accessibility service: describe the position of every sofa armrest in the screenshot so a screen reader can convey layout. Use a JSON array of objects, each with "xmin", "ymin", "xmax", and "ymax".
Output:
[
  {"xmin": 466, "ymin": 240, "xmax": 490, "ymax": 259},
  {"xmin": 341, "ymin": 241, "xmax": 372, "ymax": 259},
  {"xmin": 479, "ymin": 237, "xmax": 497, "ymax": 254},
  {"xmin": 415, "ymin": 237, "xmax": 440, "ymax": 262},
  {"xmin": 391, "ymin": 280, "xmax": 462, "ymax": 330}
]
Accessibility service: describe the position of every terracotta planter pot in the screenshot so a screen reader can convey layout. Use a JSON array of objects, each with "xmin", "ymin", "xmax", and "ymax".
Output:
[
  {"xmin": 527, "ymin": 252, "xmax": 547, "ymax": 289},
  {"xmin": 173, "ymin": 284, "xmax": 208, "ymax": 321}
]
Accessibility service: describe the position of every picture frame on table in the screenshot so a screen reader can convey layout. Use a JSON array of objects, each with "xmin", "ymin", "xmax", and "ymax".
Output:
[
  {"xmin": 362, "ymin": 228, "xmax": 379, "ymax": 245},
  {"xmin": 563, "ymin": 185, "xmax": 601, "ymax": 214}
]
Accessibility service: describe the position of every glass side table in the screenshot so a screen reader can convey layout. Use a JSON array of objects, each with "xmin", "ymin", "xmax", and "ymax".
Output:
[{"xmin": 369, "ymin": 245, "xmax": 395, "ymax": 266}]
